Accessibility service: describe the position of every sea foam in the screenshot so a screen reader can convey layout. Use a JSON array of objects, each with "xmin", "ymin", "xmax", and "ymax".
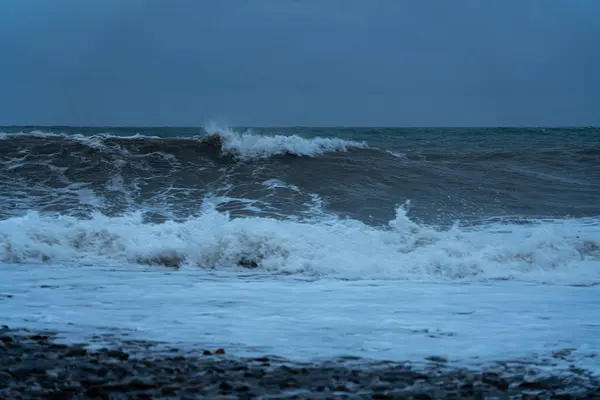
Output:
[{"xmin": 1, "ymin": 200, "xmax": 598, "ymax": 285}]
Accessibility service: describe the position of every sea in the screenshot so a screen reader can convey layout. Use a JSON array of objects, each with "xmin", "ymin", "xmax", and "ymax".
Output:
[{"xmin": 1, "ymin": 125, "xmax": 599, "ymax": 375}]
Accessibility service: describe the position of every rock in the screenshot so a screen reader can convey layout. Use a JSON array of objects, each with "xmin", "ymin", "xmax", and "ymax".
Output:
[
  {"xmin": 238, "ymin": 258, "xmax": 259, "ymax": 268},
  {"xmin": 0, "ymin": 327, "xmax": 597, "ymax": 399},
  {"xmin": 184, "ymin": 384, "xmax": 205, "ymax": 393},
  {"xmin": 519, "ymin": 379, "xmax": 560, "ymax": 390},
  {"xmin": 0, "ymin": 336, "xmax": 14, "ymax": 343},
  {"xmin": 413, "ymin": 394, "xmax": 433, "ymax": 400},
  {"xmin": 8, "ymin": 363, "xmax": 50, "ymax": 380},
  {"xmin": 279, "ymin": 379, "xmax": 299, "ymax": 389},
  {"xmin": 29, "ymin": 334, "xmax": 49, "ymax": 340},
  {"xmin": 126, "ymin": 378, "xmax": 158, "ymax": 390},
  {"xmin": 244, "ymin": 369, "xmax": 265, "ymax": 379},
  {"xmin": 0, "ymin": 372, "xmax": 12, "ymax": 387},
  {"xmin": 215, "ymin": 348, "xmax": 226, "ymax": 355},
  {"xmin": 481, "ymin": 372, "xmax": 509, "ymax": 390},
  {"xmin": 161, "ymin": 385, "xmax": 180, "ymax": 395},
  {"xmin": 334, "ymin": 384, "xmax": 351, "ymax": 392},
  {"xmin": 100, "ymin": 382, "xmax": 135, "ymax": 392},
  {"xmin": 219, "ymin": 381, "xmax": 234, "ymax": 392},
  {"xmin": 135, "ymin": 392, "xmax": 155, "ymax": 400},
  {"xmin": 104, "ymin": 349, "xmax": 129, "ymax": 360},
  {"xmin": 203, "ymin": 350, "xmax": 213, "ymax": 356},
  {"xmin": 281, "ymin": 366, "xmax": 309, "ymax": 374},
  {"xmin": 236, "ymin": 384, "xmax": 251, "ymax": 392},
  {"xmin": 425, "ymin": 355, "xmax": 448, "ymax": 363},
  {"xmin": 64, "ymin": 348, "xmax": 88, "ymax": 357},
  {"xmin": 80, "ymin": 376, "xmax": 107, "ymax": 387}
]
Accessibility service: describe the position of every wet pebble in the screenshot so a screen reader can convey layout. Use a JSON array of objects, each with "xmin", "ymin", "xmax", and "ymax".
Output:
[{"xmin": 0, "ymin": 327, "xmax": 597, "ymax": 399}]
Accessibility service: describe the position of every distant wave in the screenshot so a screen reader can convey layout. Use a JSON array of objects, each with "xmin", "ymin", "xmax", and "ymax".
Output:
[
  {"xmin": 2, "ymin": 127, "xmax": 599, "ymax": 164},
  {"xmin": 0, "ymin": 128, "xmax": 367, "ymax": 161}
]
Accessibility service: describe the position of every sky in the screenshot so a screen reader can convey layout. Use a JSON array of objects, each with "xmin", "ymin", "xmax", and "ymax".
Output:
[{"xmin": 0, "ymin": 0, "xmax": 599, "ymax": 127}]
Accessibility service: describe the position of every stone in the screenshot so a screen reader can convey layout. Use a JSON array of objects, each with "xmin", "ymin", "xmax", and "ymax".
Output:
[
  {"xmin": 184, "ymin": 384, "xmax": 205, "ymax": 393},
  {"xmin": 482, "ymin": 372, "xmax": 509, "ymax": 390},
  {"xmin": 64, "ymin": 348, "xmax": 88, "ymax": 357},
  {"xmin": 219, "ymin": 381, "xmax": 234, "ymax": 392},
  {"xmin": 0, "ymin": 372, "xmax": 12, "ymax": 387},
  {"xmin": 334, "ymin": 384, "xmax": 351, "ymax": 392},
  {"xmin": 0, "ymin": 336, "xmax": 13, "ymax": 343},
  {"xmin": 161, "ymin": 385, "xmax": 180, "ymax": 395},
  {"xmin": 236, "ymin": 384, "xmax": 250, "ymax": 392},
  {"xmin": 8, "ymin": 363, "xmax": 50, "ymax": 380},
  {"xmin": 413, "ymin": 394, "xmax": 433, "ymax": 400},
  {"xmin": 215, "ymin": 348, "xmax": 226, "ymax": 355},
  {"xmin": 372, "ymin": 395, "xmax": 393, "ymax": 400},
  {"xmin": 29, "ymin": 334, "xmax": 49, "ymax": 341},
  {"xmin": 126, "ymin": 378, "xmax": 158, "ymax": 390},
  {"xmin": 104, "ymin": 349, "xmax": 130, "ymax": 360},
  {"xmin": 424, "ymin": 355, "xmax": 448, "ymax": 363}
]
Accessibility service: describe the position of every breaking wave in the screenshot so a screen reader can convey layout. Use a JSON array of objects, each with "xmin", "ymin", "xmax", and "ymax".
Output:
[
  {"xmin": 0, "ymin": 127, "xmax": 367, "ymax": 162},
  {"xmin": 202, "ymin": 125, "xmax": 367, "ymax": 160},
  {"xmin": 1, "ymin": 199, "xmax": 599, "ymax": 285}
]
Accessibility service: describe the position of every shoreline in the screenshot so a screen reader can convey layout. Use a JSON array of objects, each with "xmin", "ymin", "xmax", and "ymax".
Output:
[{"xmin": 1, "ymin": 326, "xmax": 598, "ymax": 399}]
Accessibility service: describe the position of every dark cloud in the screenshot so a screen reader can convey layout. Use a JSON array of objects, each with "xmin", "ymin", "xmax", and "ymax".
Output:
[{"xmin": 1, "ymin": 0, "xmax": 599, "ymax": 126}]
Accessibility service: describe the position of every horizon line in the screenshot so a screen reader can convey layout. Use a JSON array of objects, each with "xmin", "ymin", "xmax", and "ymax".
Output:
[{"xmin": 1, "ymin": 124, "xmax": 598, "ymax": 130}]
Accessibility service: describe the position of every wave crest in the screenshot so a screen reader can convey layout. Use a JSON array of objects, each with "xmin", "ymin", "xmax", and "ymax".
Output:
[{"xmin": 202, "ymin": 126, "xmax": 367, "ymax": 160}]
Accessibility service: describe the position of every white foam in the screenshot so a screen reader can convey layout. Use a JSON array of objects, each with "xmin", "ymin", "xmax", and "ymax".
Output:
[
  {"xmin": 0, "ymin": 201, "xmax": 598, "ymax": 284},
  {"xmin": 261, "ymin": 179, "xmax": 300, "ymax": 192},
  {"xmin": 1, "ymin": 266, "xmax": 598, "ymax": 373},
  {"xmin": 203, "ymin": 125, "xmax": 367, "ymax": 160}
]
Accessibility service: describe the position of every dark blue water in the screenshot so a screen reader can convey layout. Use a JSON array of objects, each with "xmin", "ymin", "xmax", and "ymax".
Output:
[{"xmin": 1, "ymin": 126, "xmax": 599, "ymax": 225}]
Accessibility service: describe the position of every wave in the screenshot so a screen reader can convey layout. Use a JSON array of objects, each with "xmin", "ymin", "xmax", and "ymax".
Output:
[
  {"xmin": 0, "ymin": 127, "xmax": 367, "ymax": 162},
  {"xmin": 2, "ymin": 126, "xmax": 599, "ymax": 226},
  {"xmin": 1, "ymin": 199, "xmax": 599, "ymax": 285},
  {"xmin": 2, "ymin": 127, "xmax": 599, "ymax": 164},
  {"xmin": 202, "ymin": 126, "xmax": 367, "ymax": 160}
]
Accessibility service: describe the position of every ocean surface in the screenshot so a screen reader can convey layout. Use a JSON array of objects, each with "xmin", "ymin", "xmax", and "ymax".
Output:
[{"xmin": 1, "ymin": 126, "xmax": 599, "ymax": 374}]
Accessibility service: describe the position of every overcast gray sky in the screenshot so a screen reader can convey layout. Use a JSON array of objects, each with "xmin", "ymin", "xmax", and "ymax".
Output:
[{"xmin": 0, "ymin": 0, "xmax": 598, "ymax": 127}]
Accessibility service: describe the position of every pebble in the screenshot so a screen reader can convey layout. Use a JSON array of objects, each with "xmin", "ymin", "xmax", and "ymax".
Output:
[{"xmin": 0, "ymin": 327, "xmax": 597, "ymax": 399}]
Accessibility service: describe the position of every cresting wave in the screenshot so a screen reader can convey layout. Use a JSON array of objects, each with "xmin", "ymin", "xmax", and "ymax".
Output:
[
  {"xmin": 202, "ymin": 126, "xmax": 368, "ymax": 160},
  {"xmin": 3, "ymin": 127, "xmax": 599, "ymax": 163},
  {"xmin": 0, "ymin": 127, "xmax": 368, "ymax": 161},
  {"xmin": 1, "ymin": 200, "xmax": 599, "ymax": 284}
]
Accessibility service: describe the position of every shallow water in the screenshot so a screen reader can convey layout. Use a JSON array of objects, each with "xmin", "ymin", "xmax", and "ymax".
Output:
[{"xmin": 1, "ymin": 263, "xmax": 599, "ymax": 375}]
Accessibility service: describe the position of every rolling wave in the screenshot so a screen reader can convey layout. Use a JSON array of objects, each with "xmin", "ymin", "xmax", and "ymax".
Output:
[{"xmin": 1, "ymin": 201, "xmax": 599, "ymax": 285}]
